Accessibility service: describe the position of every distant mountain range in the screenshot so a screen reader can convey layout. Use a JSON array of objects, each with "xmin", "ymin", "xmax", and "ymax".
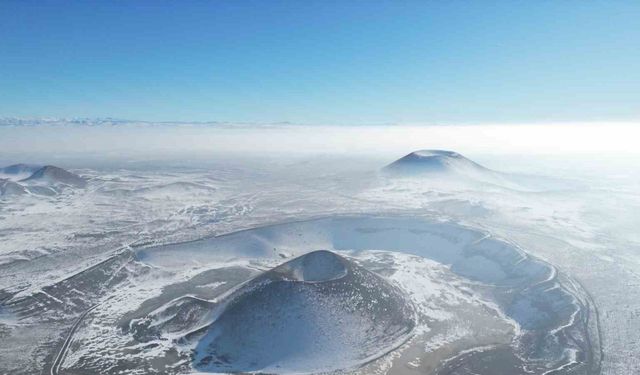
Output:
[{"xmin": 0, "ymin": 117, "xmax": 294, "ymax": 127}]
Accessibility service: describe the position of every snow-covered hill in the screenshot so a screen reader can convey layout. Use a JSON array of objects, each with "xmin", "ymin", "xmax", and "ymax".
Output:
[
  {"xmin": 383, "ymin": 150, "xmax": 574, "ymax": 191},
  {"xmin": 0, "ymin": 180, "xmax": 29, "ymax": 196},
  {"xmin": 0, "ymin": 164, "xmax": 42, "ymax": 181},
  {"xmin": 0, "ymin": 164, "xmax": 87, "ymax": 197},
  {"xmin": 22, "ymin": 165, "xmax": 87, "ymax": 188},
  {"xmin": 384, "ymin": 150, "xmax": 487, "ymax": 175},
  {"xmin": 185, "ymin": 250, "xmax": 415, "ymax": 373}
]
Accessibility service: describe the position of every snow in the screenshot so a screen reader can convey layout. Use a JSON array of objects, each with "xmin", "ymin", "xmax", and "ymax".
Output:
[
  {"xmin": 276, "ymin": 250, "xmax": 348, "ymax": 282},
  {"xmin": 22, "ymin": 165, "xmax": 87, "ymax": 188},
  {"xmin": 0, "ymin": 163, "xmax": 42, "ymax": 181},
  {"xmin": 190, "ymin": 251, "xmax": 414, "ymax": 374},
  {"xmin": 0, "ymin": 147, "xmax": 638, "ymax": 374}
]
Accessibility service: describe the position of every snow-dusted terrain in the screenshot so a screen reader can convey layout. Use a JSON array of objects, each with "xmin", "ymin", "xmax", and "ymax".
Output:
[
  {"xmin": 0, "ymin": 164, "xmax": 87, "ymax": 198},
  {"xmin": 0, "ymin": 139, "xmax": 639, "ymax": 374}
]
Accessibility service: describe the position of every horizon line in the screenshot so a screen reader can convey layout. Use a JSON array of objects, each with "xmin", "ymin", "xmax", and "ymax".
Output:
[{"xmin": 1, "ymin": 117, "xmax": 638, "ymax": 128}]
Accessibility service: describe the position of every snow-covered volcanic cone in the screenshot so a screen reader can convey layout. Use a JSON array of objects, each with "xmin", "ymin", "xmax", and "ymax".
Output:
[
  {"xmin": 0, "ymin": 179, "xmax": 28, "ymax": 196},
  {"xmin": 22, "ymin": 165, "xmax": 86, "ymax": 187},
  {"xmin": 190, "ymin": 250, "xmax": 415, "ymax": 373},
  {"xmin": 0, "ymin": 164, "xmax": 87, "ymax": 197},
  {"xmin": 383, "ymin": 150, "xmax": 491, "ymax": 177},
  {"xmin": 0, "ymin": 163, "xmax": 41, "ymax": 181},
  {"xmin": 381, "ymin": 149, "xmax": 561, "ymax": 190}
]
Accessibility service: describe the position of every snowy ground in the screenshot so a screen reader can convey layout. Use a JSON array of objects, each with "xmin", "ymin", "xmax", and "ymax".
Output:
[{"xmin": 0, "ymin": 151, "xmax": 639, "ymax": 374}]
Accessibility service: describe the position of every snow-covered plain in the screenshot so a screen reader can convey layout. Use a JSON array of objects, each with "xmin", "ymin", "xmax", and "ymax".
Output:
[{"xmin": 1, "ymin": 123, "xmax": 639, "ymax": 374}]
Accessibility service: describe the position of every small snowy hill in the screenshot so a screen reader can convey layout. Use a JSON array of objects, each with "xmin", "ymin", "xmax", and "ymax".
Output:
[
  {"xmin": 383, "ymin": 150, "xmax": 493, "ymax": 177},
  {"xmin": 21, "ymin": 165, "xmax": 87, "ymax": 188},
  {"xmin": 0, "ymin": 163, "xmax": 87, "ymax": 197},
  {"xmin": 382, "ymin": 150, "xmax": 562, "ymax": 191},
  {"xmin": 0, "ymin": 179, "xmax": 29, "ymax": 196},
  {"xmin": 0, "ymin": 164, "xmax": 41, "ymax": 181}
]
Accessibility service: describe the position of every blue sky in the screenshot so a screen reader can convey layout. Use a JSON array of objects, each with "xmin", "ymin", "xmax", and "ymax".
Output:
[{"xmin": 1, "ymin": 1, "xmax": 638, "ymax": 123}]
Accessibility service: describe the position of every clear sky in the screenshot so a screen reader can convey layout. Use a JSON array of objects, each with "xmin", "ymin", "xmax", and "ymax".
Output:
[{"xmin": 1, "ymin": 1, "xmax": 638, "ymax": 124}]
